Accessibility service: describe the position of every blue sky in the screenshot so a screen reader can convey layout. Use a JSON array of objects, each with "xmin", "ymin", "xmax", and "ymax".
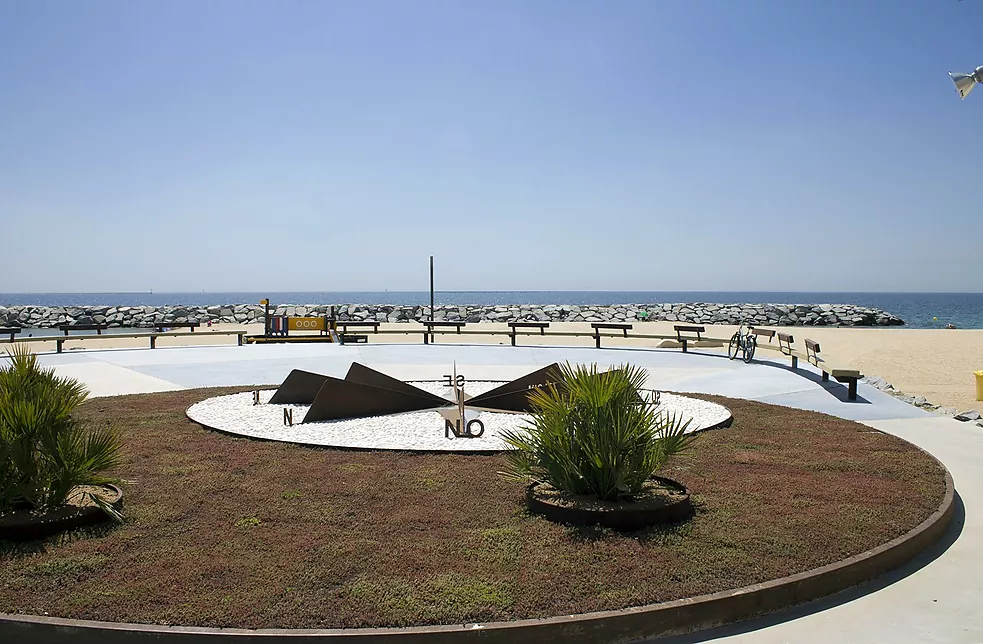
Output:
[{"xmin": 1, "ymin": 0, "xmax": 981, "ymax": 293}]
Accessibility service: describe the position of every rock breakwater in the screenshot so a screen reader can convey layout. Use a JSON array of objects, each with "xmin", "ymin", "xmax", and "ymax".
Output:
[{"xmin": 0, "ymin": 303, "xmax": 905, "ymax": 328}]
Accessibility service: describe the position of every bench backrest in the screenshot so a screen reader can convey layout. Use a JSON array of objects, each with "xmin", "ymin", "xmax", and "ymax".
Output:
[
  {"xmin": 752, "ymin": 328, "xmax": 775, "ymax": 341},
  {"xmin": 0, "ymin": 328, "xmax": 20, "ymax": 334},
  {"xmin": 508, "ymin": 321, "xmax": 549, "ymax": 328},
  {"xmin": 674, "ymin": 325, "xmax": 704, "ymax": 341},
  {"xmin": 59, "ymin": 324, "xmax": 107, "ymax": 330},
  {"xmin": 804, "ymin": 339, "xmax": 821, "ymax": 365},
  {"xmin": 591, "ymin": 322, "xmax": 632, "ymax": 328},
  {"xmin": 425, "ymin": 321, "xmax": 466, "ymax": 327},
  {"xmin": 777, "ymin": 332, "xmax": 794, "ymax": 355}
]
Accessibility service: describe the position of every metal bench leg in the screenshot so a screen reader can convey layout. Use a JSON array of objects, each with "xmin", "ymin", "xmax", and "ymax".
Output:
[
  {"xmin": 594, "ymin": 332, "xmax": 601, "ymax": 349},
  {"xmin": 791, "ymin": 356, "xmax": 798, "ymax": 369},
  {"xmin": 848, "ymin": 379, "xmax": 858, "ymax": 401},
  {"xmin": 150, "ymin": 335, "xmax": 156, "ymax": 349},
  {"xmin": 510, "ymin": 333, "xmax": 516, "ymax": 347},
  {"xmin": 822, "ymin": 371, "xmax": 829, "ymax": 382},
  {"xmin": 681, "ymin": 339, "xmax": 688, "ymax": 353},
  {"xmin": 57, "ymin": 338, "xmax": 64, "ymax": 353},
  {"xmin": 423, "ymin": 332, "xmax": 429, "ymax": 345},
  {"xmin": 238, "ymin": 333, "xmax": 244, "ymax": 346}
]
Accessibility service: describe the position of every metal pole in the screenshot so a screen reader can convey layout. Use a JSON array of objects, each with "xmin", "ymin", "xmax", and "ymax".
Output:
[{"xmin": 429, "ymin": 255, "xmax": 435, "ymax": 342}]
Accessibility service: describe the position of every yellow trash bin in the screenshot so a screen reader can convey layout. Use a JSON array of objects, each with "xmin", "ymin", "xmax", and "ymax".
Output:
[{"xmin": 976, "ymin": 371, "xmax": 983, "ymax": 401}]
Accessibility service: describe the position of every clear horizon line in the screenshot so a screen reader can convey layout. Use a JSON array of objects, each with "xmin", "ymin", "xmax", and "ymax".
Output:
[{"xmin": 3, "ymin": 290, "xmax": 983, "ymax": 295}]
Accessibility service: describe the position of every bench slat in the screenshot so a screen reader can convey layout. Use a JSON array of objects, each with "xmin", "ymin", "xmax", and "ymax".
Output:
[
  {"xmin": 508, "ymin": 321, "xmax": 549, "ymax": 328},
  {"xmin": 59, "ymin": 324, "xmax": 108, "ymax": 336},
  {"xmin": 337, "ymin": 321, "xmax": 380, "ymax": 327}
]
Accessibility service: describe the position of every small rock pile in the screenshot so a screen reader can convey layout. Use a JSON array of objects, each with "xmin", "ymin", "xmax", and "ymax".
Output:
[{"xmin": 863, "ymin": 375, "xmax": 983, "ymax": 425}]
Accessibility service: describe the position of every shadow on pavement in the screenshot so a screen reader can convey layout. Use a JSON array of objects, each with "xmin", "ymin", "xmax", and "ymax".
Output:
[{"xmin": 775, "ymin": 365, "xmax": 872, "ymax": 404}]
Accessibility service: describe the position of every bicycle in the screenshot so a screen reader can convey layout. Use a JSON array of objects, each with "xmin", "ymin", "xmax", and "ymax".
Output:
[{"xmin": 728, "ymin": 322, "xmax": 756, "ymax": 363}]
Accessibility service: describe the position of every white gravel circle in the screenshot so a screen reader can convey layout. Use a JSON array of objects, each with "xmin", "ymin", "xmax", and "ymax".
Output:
[{"xmin": 186, "ymin": 381, "xmax": 731, "ymax": 452}]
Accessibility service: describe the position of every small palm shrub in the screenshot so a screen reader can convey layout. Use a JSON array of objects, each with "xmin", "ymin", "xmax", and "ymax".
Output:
[
  {"xmin": 500, "ymin": 363, "xmax": 696, "ymax": 502},
  {"xmin": 0, "ymin": 346, "xmax": 123, "ymax": 520}
]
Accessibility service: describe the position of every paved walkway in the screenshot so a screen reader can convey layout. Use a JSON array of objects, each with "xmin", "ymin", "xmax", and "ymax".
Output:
[{"xmin": 32, "ymin": 342, "xmax": 982, "ymax": 643}]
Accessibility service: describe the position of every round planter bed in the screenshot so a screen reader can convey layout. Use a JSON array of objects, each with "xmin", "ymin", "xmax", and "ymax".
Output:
[
  {"xmin": 0, "ymin": 484, "xmax": 123, "ymax": 542},
  {"xmin": 526, "ymin": 476, "xmax": 693, "ymax": 531}
]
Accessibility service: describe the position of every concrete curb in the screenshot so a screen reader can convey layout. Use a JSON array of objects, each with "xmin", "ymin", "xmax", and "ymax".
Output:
[{"xmin": 0, "ymin": 458, "xmax": 955, "ymax": 643}]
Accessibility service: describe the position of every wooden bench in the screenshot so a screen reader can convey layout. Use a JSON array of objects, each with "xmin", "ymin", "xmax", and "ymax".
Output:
[
  {"xmin": 325, "ymin": 329, "xmax": 366, "ymax": 345},
  {"xmin": 58, "ymin": 324, "xmax": 108, "ymax": 335},
  {"xmin": 507, "ymin": 321, "xmax": 549, "ymax": 346},
  {"xmin": 0, "ymin": 327, "xmax": 20, "ymax": 342},
  {"xmin": 153, "ymin": 321, "xmax": 200, "ymax": 332},
  {"xmin": 591, "ymin": 322, "xmax": 632, "ymax": 348},
  {"xmin": 423, "ymin": 321, "xmax": 466, "ymax": 344},
  {"xmin": 55, "ymin": 330, "xmax": 247, "ymax": 353},
  {"xmin": 673, "ymin": 325, "xmax": 704, "ymax": 353},
  {"xmin": 804, "ymin": 338, "xmax": 863, "ymax": 401},
  {"xmin": 777, "ymin": 332, "xmax": 797, "ymax": 367},
  {"xmin": 336, "ymin": 321, "xmax": 380, "ymax": 335}
]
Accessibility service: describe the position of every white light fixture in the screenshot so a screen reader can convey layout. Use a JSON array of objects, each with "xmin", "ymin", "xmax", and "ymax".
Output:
[{"xmin": 949, "ymin": 65, "xmax": 983, "ymax": 99}]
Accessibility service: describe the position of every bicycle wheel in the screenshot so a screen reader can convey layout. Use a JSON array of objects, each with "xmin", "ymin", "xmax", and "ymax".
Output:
[
  {"xmin": 743, "ymin": 335, "xmax": 757, "ymax": 363},
  {"xmin": 728, "ymin": 333, "xmax": 740, "ymax": 360}
]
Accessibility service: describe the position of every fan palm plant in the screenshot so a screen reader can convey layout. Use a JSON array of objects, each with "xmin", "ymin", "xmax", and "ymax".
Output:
[
  {"xmin": 500, "ymin": 362, "xmax": 695, "ymax": 502},
  {"xmin": 0, "ymin": 346, "xmax": 123, "ymax": 520}
]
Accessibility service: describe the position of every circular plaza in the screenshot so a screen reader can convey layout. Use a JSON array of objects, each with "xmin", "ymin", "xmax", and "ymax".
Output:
[{"xmin": 0, "ymin": 340, "xmax": 965, "ymax": 643}]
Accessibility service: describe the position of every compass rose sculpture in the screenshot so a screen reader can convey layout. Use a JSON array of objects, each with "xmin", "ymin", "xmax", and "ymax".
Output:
[{"xmin": 267, "ymin": 361, "xmax": 564, "ymax": 437}]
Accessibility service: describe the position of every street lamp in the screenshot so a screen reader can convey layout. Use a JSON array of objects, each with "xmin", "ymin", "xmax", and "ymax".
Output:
[{"xmin": 949, "ymin": 65, "xmax": 983, "ymax": 99}]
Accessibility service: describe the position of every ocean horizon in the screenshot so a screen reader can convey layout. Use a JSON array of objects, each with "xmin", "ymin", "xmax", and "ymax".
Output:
[{"xmin": 2, "ymin": 291, "xmax": 981, "ymax": 330}]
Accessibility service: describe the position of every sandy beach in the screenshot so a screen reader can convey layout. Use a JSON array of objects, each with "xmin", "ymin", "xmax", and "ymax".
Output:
[{"xmin": 4, "ymin": 321, "xmax": 982, "ymax": 415}]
